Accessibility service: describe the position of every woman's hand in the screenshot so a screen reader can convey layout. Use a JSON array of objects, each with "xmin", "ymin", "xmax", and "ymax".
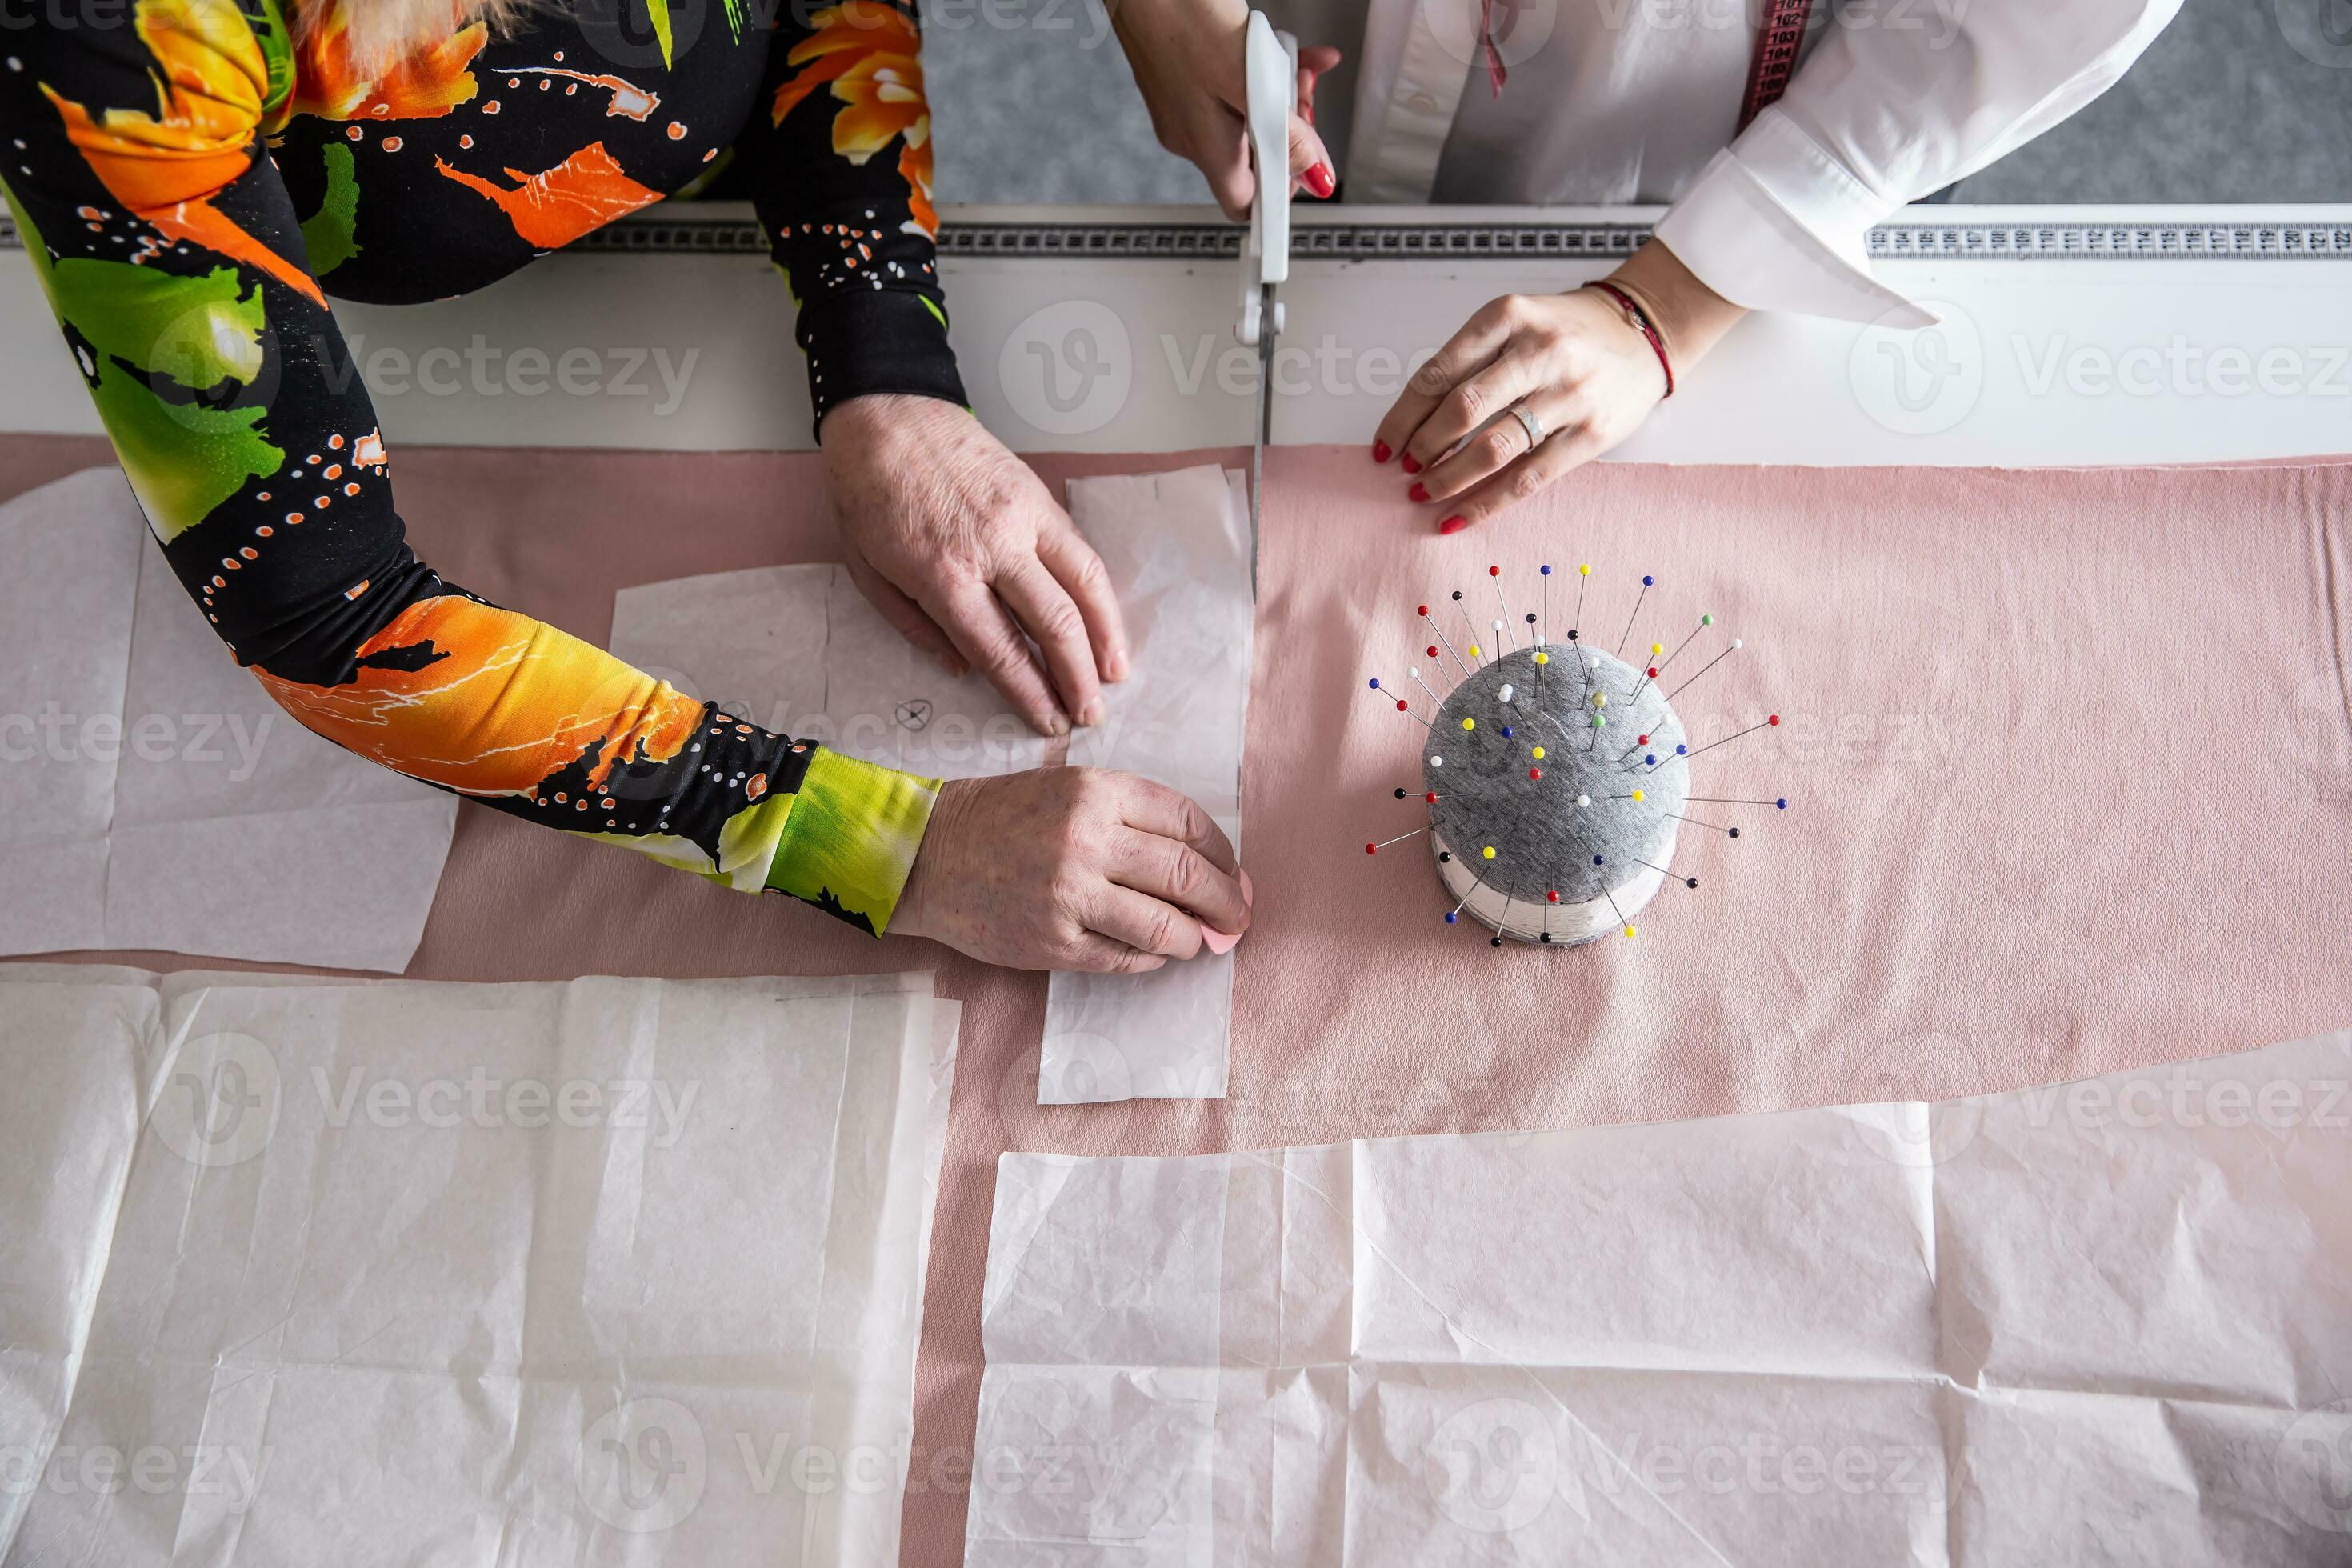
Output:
[
  {"xmin": 891, "ymin": 767, "xmax": 1252, "ymax": 973},
  {"xmin": 822, "ymin": 394, "xmax": 1126, "ymax": 737},
  {"xmin": 1110, "ymin": 0, "xmax": 1340, "ymax": 218},
  {"xmin": 1376, "ymin": 240, "xmax": 1748, "ymax": 533}
]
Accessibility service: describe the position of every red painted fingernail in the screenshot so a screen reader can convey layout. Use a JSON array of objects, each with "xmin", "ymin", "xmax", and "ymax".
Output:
[
  {"xmin": 1303, "ymin": 162, "xmax": 1334, "ymax": 199},
  {"xmin": 1400, "ymin": 454, "xmax": 1422, "ymax": 474},
  {"xmin": 1408, "ymin": 482, "xmax": 1430, "ymax": 503},
  {"xmin": 1371, "ymin": 439, "xmax": 1391, "ymax": 463},
  {"xmin": 1440, "ymin": 515, "xmax": 1468, "ymax": 535}
]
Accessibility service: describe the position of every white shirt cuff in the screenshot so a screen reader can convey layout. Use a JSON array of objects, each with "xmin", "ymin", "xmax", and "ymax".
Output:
[{"xmin": 1652, "ymin": 109, "xmax": 1938, "ymax": 329}]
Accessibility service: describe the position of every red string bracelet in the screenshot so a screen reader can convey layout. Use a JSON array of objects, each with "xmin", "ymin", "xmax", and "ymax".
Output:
[{"xmin": 1585, "ymin": 281, "xmax": 1674, "ymax": 398}]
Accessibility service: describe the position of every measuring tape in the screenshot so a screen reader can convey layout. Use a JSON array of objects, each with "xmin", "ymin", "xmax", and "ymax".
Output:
[{"xmin": 1738, "ymin": 0, "xmax": 1818, "ymax": 131}]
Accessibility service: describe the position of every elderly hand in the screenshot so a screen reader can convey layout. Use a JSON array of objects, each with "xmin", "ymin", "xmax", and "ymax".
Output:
[
  {"xmin": 1377, "ymin": 240, "xmax": 1748, "ymax": 532},
  {"xmin": 1111, "ymin": 0, "xmax": 1341, "ymax": 219},
  {"xmin": 822, "ymin": 394, "xmax": 1126, "ymax": 737},
  {"xmin": 892, "ymin": 767, "xmax": 1251, "ymax": 973}
]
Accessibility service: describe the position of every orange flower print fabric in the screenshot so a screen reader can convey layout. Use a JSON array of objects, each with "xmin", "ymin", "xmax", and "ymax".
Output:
[{"xmin": 1, "ymin": 0, "xmax": 965, "ymax": 935}]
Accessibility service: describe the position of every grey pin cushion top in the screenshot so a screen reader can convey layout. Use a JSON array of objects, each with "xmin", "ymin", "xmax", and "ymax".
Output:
[{"xmin": 1423, "ymin": 642, "xmax": 1687, "ymax": 924}]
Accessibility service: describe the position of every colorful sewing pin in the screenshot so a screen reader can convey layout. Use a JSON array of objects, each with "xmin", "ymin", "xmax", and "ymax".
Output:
[
  {"xmin": 1490, "ymin": 566, "xmax": 1515, "ymax": 651},
  {"xmin": 1453, "ymin": 591, "xmax": 1482, "ymax": 664},
  {"xmin": 1629, "ymin": 643, "xmax": 1664, "ymax": 702},
  {"xmin": 1681, "ymin": 714, "xmax": 1778, "ymax": 761},
  {"xmin": 1665, "ymin": 638, "xmax": 1742, "ymax": 701},
  {"xmin": 1421, "ymin": 604, "xmax": 1474, "ymax": 682},
  {"xmin": 1634, "ymin": 855, "xmax": 1700, "ymax": 889},
  {"xmin": 1618, "ymin": 574, "xmax": 1654, "ymax": 657},
  {"xmin": 1655, "ymin": 613, "xmax": 1714, "ymax": 675},
  {"xmin": 1367, "ymin": 677, "xmax": 1434, "ymax": 730}
]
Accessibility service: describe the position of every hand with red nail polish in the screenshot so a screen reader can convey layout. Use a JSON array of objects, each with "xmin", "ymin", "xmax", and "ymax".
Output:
[
  {"xmin": 1370, "ymin": 242, "xmax": 1745, "ymax": 534},
  {"xmin": 1107, "ymin": 0, "xmax": 1343, "ymax": 222},
  {"xmin": 1372, "ymin": 439, "xmax": 1391, "ymax": 463}
]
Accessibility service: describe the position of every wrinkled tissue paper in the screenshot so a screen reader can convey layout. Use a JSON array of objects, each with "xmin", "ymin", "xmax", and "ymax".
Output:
[
  {"xmin": 609, "ymin": 563, "xmax": 1050, "ymax": 780},
  {"xmin": 606, "ymin": 467, "xmax": 1257, "ymax": 1107},
  {"xmin": 0, "ymin": 966, "xmax": 955, "ymax": 1567},
  {"xmin": 0, "ymin": 469, "xmax": 457, "ymax": 971},
  {"xmin": 1038, "ymin": 466, "xmax": 1254, "ymax": 1105},
  {"xmin": 967, "ymin": 1028, "xmax": 2352, "ymax": 1565}
]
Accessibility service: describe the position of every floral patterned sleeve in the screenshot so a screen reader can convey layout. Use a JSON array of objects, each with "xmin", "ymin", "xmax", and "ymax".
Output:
[
  {"xmin": 0, "ymin": 0, "xmax": 942, "ymax": 936},
  {"xmin": 751, "ymin": 0, "xmax": 969, "ymax": 434}
]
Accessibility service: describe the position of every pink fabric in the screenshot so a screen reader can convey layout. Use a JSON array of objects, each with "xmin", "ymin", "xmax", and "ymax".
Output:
[{"xmin": 5, "ymin": 436, "xmax": 2349, "ymax": 1567}]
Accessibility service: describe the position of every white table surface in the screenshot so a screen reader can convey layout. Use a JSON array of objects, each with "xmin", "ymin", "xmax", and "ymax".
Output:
[{"xmin": 4, "ymin": 202, "xmax": 2348, "ymax": 466}]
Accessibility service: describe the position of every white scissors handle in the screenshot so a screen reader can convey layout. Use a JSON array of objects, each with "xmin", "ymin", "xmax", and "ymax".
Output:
[{"xmin": 1237, "ymin": 11, "xmax": 1295, "ymax": 348}]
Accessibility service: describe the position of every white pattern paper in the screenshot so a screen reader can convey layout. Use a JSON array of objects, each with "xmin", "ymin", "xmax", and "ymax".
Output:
[
  {"xmin": 0, "ymin": 967, "xmax": 955, "ymax": 1568},
  {"xmin": 610, "ymin": 562, "xmax": 1048, "ymax": 780},
  {"xmin": 969, "ymin": 1029, "xmax": 2352, "ymax": 1564},
  {"xmin": 0, "ymin": 469, "xmax": 457, "ymax": 971},
  {"xmin": 1041, "ymin": 467, "xmax": 1254, "ymax": 1104}
]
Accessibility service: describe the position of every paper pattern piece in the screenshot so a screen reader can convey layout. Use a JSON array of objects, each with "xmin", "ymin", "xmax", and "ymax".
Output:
[
  {"xmin": 0, "ymin": 967, "xmax": 954, "ymax": 1567},
  {"xmin": 968, "ymin": 1028, "xmax": 2352, "ymax": 1565},
  {"xmin": 0, "ymin": 469, "xmax": 457, "ymax": 971},
  {"xmin": 1040, "ymin": 467, "xmax": 1254, "ymax": 1104},
  {"xmin": 610, "ymin": 563, "xmax": 1049, "ymax": 780}
]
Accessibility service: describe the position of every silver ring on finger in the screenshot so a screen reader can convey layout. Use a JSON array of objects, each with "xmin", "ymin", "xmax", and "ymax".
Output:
[{"xmin": 1506, "ymin": 400, "xmax": 1546, "ymax": 453}]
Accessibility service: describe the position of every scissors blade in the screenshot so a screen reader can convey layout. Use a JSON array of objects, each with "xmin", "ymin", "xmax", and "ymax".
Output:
[{"xmin": 1250, "ymin": 281, "xmax": 1275, "ymax": 595}]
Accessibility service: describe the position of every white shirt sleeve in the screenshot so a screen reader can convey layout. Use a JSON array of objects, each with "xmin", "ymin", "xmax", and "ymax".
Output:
[{"xmin": 1653, "ymin": 0, "xmax": 2183, "ymax": 326}]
